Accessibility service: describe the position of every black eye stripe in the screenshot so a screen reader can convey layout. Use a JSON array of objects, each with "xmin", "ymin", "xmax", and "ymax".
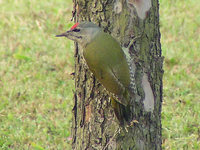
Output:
[{"xmin": 72, "ymin": 28, "xmax": 80, "ymax": 32}]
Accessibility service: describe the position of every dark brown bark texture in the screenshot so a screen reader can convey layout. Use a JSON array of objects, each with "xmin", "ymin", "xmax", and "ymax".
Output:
[{"xmin": 71, "ymin": 0, "xmax": 163, "ymax": 149}]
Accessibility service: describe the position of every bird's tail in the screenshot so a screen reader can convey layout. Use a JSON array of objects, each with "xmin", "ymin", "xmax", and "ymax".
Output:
[{"xmin": 111, "ymin": 97, "xmax": 130, "ymax": 126}]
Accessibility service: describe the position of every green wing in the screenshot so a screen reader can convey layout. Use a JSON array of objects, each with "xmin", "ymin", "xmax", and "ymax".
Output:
[{"xmin": 83, "ymin": 31, "xmax": 130, "ymax": 105}]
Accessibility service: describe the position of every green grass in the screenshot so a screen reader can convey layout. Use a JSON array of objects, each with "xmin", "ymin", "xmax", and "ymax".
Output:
[
  {"xmin": 160, "ymin": 0, "xmax": 200, "ymax": 149},
  {"xmin": 0, "ymin": 0, "xmax": 199, "ymax": 149},
  {"xmin": 0, "ymin": 0, "xmax": 74, "ymax": 149}
]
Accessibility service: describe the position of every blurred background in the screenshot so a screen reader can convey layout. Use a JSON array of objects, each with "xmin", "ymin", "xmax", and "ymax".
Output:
[{"xmin": 0, "ymin": 0, "xmax": 199, "ymax": 149}]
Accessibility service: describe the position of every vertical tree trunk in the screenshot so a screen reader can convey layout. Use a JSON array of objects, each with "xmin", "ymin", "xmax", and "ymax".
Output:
[{"xmin": 71, "ymin": 0, "xmax": 163, "ymax": 149}]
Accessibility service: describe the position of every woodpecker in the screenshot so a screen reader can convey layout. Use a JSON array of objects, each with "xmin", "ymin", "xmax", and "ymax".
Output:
[{"xmin": 57, "ymin": 22, "xmax": 131, "ymax": 125}]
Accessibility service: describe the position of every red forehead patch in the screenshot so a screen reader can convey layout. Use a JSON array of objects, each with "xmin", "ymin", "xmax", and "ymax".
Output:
[{"xmin": 70, "ymin": 23, "xmax": 79, "ymax": 30}]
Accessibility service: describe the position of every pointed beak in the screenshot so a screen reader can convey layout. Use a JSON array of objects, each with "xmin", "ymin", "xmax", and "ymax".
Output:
[
  {"xmin": 56, "ymin": 29, "xmax": 81, "ymax": 43},
  {"xmin": 56, "ymin": 30, "xmax": 71, "ymax": 37}
]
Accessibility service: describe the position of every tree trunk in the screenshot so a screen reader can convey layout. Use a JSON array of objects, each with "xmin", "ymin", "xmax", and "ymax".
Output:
[{"xmin": 71, "ymin": 0, "xmax": 163, "ymax": 149}]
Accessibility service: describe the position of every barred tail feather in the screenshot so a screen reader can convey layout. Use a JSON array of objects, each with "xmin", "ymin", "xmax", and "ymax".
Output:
[{"xmin": 111, "ymin": 97, "xmax": 130, "ymax": 125}]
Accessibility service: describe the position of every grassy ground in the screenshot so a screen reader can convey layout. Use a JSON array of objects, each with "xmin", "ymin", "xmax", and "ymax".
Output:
[
  {"xmin": 0, "ymin": 0, "xmax": 199, "ymax": 149},
  {"xmin": 0, "ymin": 0, "xmax": 74, "ymax": 149},
  {"xmin": 160, "ymin": 0, "xmax": 200, "ymax": 149}
]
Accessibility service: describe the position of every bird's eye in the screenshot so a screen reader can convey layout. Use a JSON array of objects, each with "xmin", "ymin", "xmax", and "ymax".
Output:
[{"xmin": 72, "ymin": 28, "xmax": 80, "ymax": 32}]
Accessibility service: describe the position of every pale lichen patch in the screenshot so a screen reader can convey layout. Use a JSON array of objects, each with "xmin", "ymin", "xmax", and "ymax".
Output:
[
  {"xmin": 114, "ymin": 0, "xmax": 123, "ymax": 14},
  {"xmin": 136, "ymin": 140, "xmax": 145, "ymax": 150},
  {"xmin": 127, "ymin": 0, "xmax": 152, "ymax": 19},
  {"xmin": 142, "ymin": 73, "xmax": 154, "ymax": 112}
]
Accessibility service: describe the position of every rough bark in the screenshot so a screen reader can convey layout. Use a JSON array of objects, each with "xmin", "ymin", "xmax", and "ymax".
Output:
[{"xmin": 71, "ymin": 0, "xmax": 163, "ymax": 149}]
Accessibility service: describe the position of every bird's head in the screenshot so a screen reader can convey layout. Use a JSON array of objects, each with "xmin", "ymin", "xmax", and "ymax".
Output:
[{"xmin": 56, "ymin": 22, "xmax": 101, "ymax": 47}]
